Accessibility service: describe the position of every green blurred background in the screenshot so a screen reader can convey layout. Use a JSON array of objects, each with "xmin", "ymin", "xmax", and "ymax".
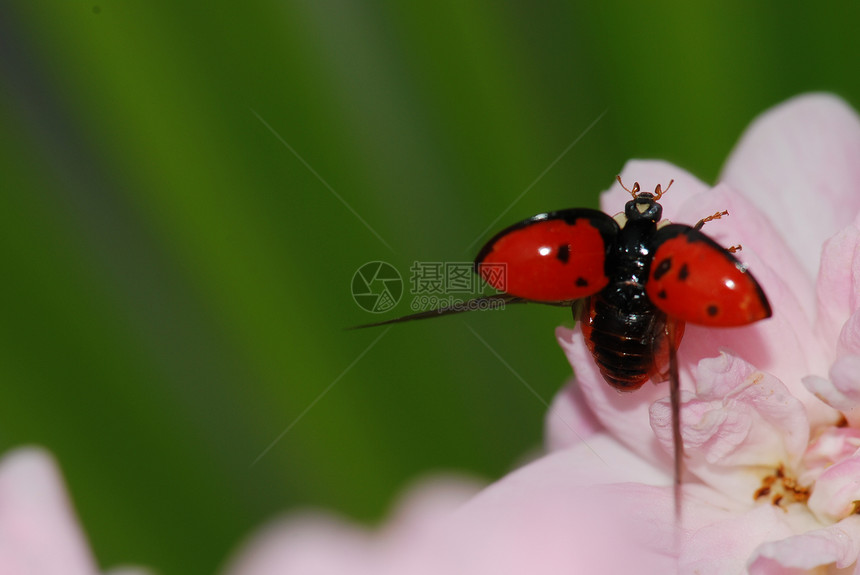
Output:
[{"xmin": 1, "ymin": 2, "xmax": 857, "ymax": 573}]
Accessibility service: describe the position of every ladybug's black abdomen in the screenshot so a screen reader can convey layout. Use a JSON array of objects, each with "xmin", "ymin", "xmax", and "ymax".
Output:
[
  {"xmin": 580, "ymin": 218, "xmax": 670, "ymax": 391},
  {"xmin": 581, "ymin": 285, "xmax": 669, "ymax": 390}
]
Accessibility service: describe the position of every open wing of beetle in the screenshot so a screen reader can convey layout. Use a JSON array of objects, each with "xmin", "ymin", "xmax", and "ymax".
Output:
[
  {"xmin": 646, "ymin": 224, "xmax": 772, "ymax": 326},
  {"xmin": 475, "ymin": 208, "xmax": 619, "ymax": 302}
]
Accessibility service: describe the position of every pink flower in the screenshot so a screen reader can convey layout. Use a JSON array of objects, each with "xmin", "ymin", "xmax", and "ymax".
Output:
[
  {"xmin": 0, "ymin": 448, "xmax": 100, "ymax": 575},
  {"xmin": 0, "ymin": 447, "xmax": 149, "ymax": 575},
  {"xmin": 221, "ymin": 93, "xmax": 860, "ymax": 574},
  {"xmin": 552, "ymin": 93, "xmax": 860, "ymax": 573}
]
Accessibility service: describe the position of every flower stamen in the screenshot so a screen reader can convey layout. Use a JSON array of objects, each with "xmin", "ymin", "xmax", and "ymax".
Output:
[{"xmin": 754, "ymin": 464, "xmax": 810, "ymax": 509}]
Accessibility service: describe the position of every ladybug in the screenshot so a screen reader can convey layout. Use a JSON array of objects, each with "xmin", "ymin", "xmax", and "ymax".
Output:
[
  {"xmin": 357, "ymin": 176, "xmax": 772, "ymax": 509},
  {"xmin": 474, "ymin": 177, "xmax": 771, "ymax": 389}
]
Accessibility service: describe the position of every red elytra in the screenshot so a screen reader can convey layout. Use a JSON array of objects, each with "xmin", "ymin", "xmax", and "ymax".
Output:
[
  {"xmin": 646, "ymin": 226, "xmax": 771, "ymax": 326},
  {"xmin": 474, "ymin": 210, "xmax": 615, "ymax": 302},
  {"xmin": 355, "ymin": 177, "xmax": 772, "ymax": 516}
]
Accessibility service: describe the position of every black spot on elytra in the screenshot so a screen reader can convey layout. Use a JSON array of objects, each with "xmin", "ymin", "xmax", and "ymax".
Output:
[
  {"xmin": 706, "ymin": 304, "xmax": 719, "ymax": 317},
  {"xmin": 556, "ymin": 244, "xmax": 570, "ymax": 264},
  {"xmin": 653, "ymin": 258, "xmax": 672, "ymax": 280},
  {"xmin": 678, "ymin": 263, "xmax": 689, "ymax": 281},
  {"xmin": 576, "ymin": 277, "xmax": 588, "ymax": 287},
  {"xmin": 657, "ymin": 289, "xmax": 667, "ymax": 299}
]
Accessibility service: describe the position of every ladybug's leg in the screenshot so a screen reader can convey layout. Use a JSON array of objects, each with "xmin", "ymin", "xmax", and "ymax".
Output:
[
  {"xmin": 666, "ymin": 319, "xmax": 684, "ymax": 521},
  {"xmin": 693, "ymin": 209, "xmax": 743, "ymax": 254},
  {"xmin": 693, "ymin": 209, "xmax": 729, "ymax": 230}
]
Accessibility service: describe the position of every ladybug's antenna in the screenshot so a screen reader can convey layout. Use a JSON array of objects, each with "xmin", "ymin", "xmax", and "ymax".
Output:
[
  {"xmin": 652, "ymin": 179, "xmax": 674, "ymax": 201},
  {"xmin": 616, "ymin": 175, "xmax": 641, "ymax": 198},
  {"xmin": 617, "ymin": 175, "xmax": 674, "ymax": 200}
]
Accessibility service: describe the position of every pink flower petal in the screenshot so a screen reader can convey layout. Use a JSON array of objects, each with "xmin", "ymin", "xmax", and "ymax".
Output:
[
  {"xmin": 802, "ymin": 374, "xmax": 858, "ymax": 417},
  {"xmin": 830, "ymin": 356, "xmax": 860, "ymax": 403},
  {"xmin": 681, "ymin": 505, "xmax": 798, "ymax": 574},
  {"xmin": 221, "ymin": 477, "xmax": 482, "ymax": 575},
  {"xmin": 544, "ymin": 376, "xmax": 603, "ymax": 452},
  {"xmin": 814, "ymin": 220, "xmax": 860, "ymax": 355},
  {"xmin": 838, "ymin": 310, "xmax": 860, "ymax": 357},
  {"xmin": 442, "ymin": 439, "xmax": 679, "ymax": 574},
  {"xmin": 222, "ymin": 439, "xmax": 679, "ymax": 575},
  {"xmin": 0, "ymin": 448, "xmax": 99, "ymax": 575},
  {"xmin": 800, "ymin": 427, "xmax": 860, "ymax": 485},
  {"xmin": 225, "ymin": 435, "xmax": 824, "ymax": 575},
  {"xmin": 748, "ymin": 516, "xmax": 860, "ymax": 574},
  {"xmin": 802, "ymin": 219, "xmax": 860, "ymax": 422},
  {"xmin": 721, "ymin": 94, "xmax": 860, "ymax": 279},
  {"xmin": 555, "ymin": 326, "xmax": 677, "ymax": 471},
  {"xmin": 807, "ymin": 451, "xmax": 860, "ymax": 523},
  {"xmin": 651, "ymin": 353, "xmax": 809, "ymax": 498},
  {"xmin": 803, "ymin": 356, "xmax": 860, "ymax": 427},
  {"xmin": 221, "ymin": 513, "xmax": 377, "ymax": 575}
]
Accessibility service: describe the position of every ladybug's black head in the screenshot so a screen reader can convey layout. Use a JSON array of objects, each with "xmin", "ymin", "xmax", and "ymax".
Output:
[{"xmin": 625, "ymin": 194, "xmax": 663, "ymax": 223}]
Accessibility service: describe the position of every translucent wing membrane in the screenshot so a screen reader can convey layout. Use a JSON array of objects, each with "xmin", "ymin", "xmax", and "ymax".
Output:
[{"xmin": 349, "ymin": 294, "xmax": 574, "ymax": 329}]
